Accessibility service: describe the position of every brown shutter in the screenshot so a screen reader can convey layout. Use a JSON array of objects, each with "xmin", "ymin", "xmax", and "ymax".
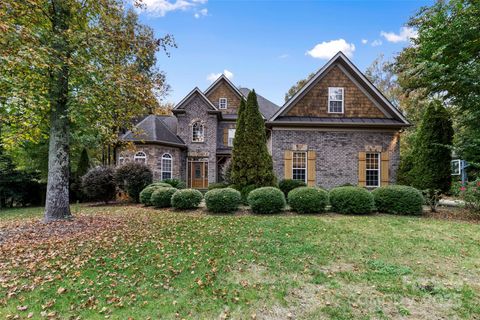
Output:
[
  {"xmin": 307, "ymin": 150, "xmax": 316, "ymax": 186},
  {"xmin": 381, "ymin": 152, "xmax": 389, "ymax": 186},
  {"xmin": 358, "ymin": 152, "xmax": 366, "ymax": 187},
  {"xmin": 284, "ymin": 150, "xmax": 293, "ymax": 179},
  {"xmin": 223, "ymin": 128, "xmax": 228, "ymax": 146}
]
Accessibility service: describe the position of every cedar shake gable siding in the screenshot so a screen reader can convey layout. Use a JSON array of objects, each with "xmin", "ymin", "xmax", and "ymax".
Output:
[
  {"xmin": 205, "ymin": 79, "xmax": 242, "ymax": 115},
  {"xmin": 285, "ymin": 65, "xmax": 386, "ymax": 118}
]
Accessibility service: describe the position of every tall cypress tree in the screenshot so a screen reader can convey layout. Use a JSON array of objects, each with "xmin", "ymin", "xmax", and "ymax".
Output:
[
  {"xmin": 76, "ymin": 148, "xmax": 91, "ymax": 179},
  {"xmin": 230, "ymin": 90, "xmax": 276, "ymax": 187},
  {"xmin": 411, "ymin": 100, "xmax": 453, "ymax": 194}
]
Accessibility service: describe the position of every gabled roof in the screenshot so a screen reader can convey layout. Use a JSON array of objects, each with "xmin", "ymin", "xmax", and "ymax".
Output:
[
  {"xmin": 173, "ymin": 87, "xmax": 218, "ymax": 111},
  {"xmin": 270, "ymin": 51, "xmax": 409, "ymax": 125},
  {"xmin": 238, "ymin": 87, "xmax": 280, "ymax": 119},
  {"xmin": 121, "ymin": 115, "xmax": 185, "ymax": 147},
  {"xmin": 204, "ymin": 74, "xmax": 244, "ymax": 99}
]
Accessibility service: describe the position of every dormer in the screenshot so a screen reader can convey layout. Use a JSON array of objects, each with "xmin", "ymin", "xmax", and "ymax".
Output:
[{"xmin": 204, "ymin": 75, "xmax": 244, "ymax": 115}]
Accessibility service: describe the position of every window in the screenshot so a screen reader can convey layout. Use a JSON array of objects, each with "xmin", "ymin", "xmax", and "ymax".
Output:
[
  {"xmin": 292, "ymin": 152, "xmax": 307, "ymax": 182},
  {"xmin": 227, "ymin": 128, "xmax": 236, "ymax": 147},
  {"xmin": 328, "ymin": 87, "xmax": 344, "ymax": 113},
  {"xmin": 192, "ymin": 122, "xmax": 204, "ymax": 142},
  {"xmin": 134, "ymin": 151, "xmax": 146, "ymax": 164},
  {"xmin": 161, "ymin": 153, "xmax": 172, "ymax": 180},
  {"xmin": 366, "ymin": 153, "xmax": 380, "ymax": 187},
  {"xmin": 219, "ymin": 98, "xmax": 228, "ymax": 109}
]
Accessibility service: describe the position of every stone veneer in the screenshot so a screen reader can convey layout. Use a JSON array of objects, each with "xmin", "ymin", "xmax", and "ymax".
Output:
[
  {"xmin": 270, "ymin": 128, "xmax": 400, "ymax": 189},
  {"xmin": 176, "ymin": 94, "xmax": 218, "ymax": 183}
]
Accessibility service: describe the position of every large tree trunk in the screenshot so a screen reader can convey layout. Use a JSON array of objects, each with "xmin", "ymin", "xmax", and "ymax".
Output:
[{"xmin": 44, "ymin": 0, "xmax": 72, "ymax": 222}]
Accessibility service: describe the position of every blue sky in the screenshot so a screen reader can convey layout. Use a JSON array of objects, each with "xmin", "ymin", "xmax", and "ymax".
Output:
[{"xmin": 137, "ymin": 0, "xmax": 433, "ymax": 106}]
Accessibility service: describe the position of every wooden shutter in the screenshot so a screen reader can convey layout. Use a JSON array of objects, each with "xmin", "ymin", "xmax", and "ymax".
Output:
[
  {"xmin": 284, "ymin": 150, "xmax": 293, "ymax": 179},
  {"xmin": 381, "ymin": 152, "xmax": 389, "ymax": 186},
  {"xmin": 223, "ymin": 128, "xmax": 228, "ymax": 146},
  {"xmin": 358, "ymin": 152, "xmax": 366, "ymax": 187},
  {"xmin": 307, "ymin": 150, "xmax": 316, "ymax": 186}
]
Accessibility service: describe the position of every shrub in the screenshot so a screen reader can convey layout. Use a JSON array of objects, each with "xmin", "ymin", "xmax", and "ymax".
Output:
[
  {"xmin": 460, "ymin": 180, "xmax": 480, "ymax": 213},
  {"xmin": 151, "ymin": 187, "xmax": 178, "ymax": 208},
  {"xmin": 208, "ymin": 182, "xmax": 229, "ymax": 190},
  {"xmin": 81, "ymin": 166, "xmax": 117, "ymax": 203},
  {"xmin": 329, "ymin": 186, "xmax": 375, "ymax": 214},
  {"xmin": 240, "ymin": 184, "xmax": 257, "ymax": 205},
  {"xmin": 372, "ymin": 185, "xmax": 424, "ymax": 215},
  {"xmin": 279, "ymin": 179, "xmax": 307, "ymax": 197},
  {"xmin": 171, "ymin": 189, "xmax": 203, "ymax": 210},
  {"xmin": 288, "ymin": 187, "xmax": 329, "ymax": 214},
  {"xmin": 162, "ymin": 178, "xmax": 186, "ymax": 189},
  {"xmin": 140, "ymin": 185, "xmax": 161, "ymax": 206},
  {"xmin": 115, "ymin": 162, "xmax": 153, "ymax": 203},
  {"xmin": 247, "ymin": 187, "xmax": 286, "ymax": 214},
  {"xmin": 204, "ymin": 188, "xmax": 241, "ymax": 213},
  {"xmin": 150, "ymin": 182, "xmax": 172, "ymax": 188}
]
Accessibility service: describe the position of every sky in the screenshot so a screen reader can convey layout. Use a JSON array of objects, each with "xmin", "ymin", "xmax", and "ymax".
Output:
[{"xmin": 135, "ymin": 0, "xmax": 433, "ymax": 106}]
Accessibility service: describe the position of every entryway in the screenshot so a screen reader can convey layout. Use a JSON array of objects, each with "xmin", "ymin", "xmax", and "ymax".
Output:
[{"xmin": 187, "ymin": 158, "xmax": 208, "ymax": 189}]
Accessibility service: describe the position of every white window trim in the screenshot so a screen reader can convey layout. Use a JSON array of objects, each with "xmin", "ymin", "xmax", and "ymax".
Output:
[
  {"xmin": 328, "ymin": 87, "xmax": 344, "ymax": 114},
  {"xmin": 192, "ymin": 122, "xmax": 205, "ymax": 143},
  {"xmin": 134, "ymin": 151, "xmax": 147, "ymax": 163},
  {"xmin": 292, "ymin": 151, "xmax": 307, "ymax": 183},
  {"xmin": 366, "ymin": 152, "xmax": 381, "ymax": 188},
  {"xmin": 227, "ymin": 128, "xmax": 236, "ymax": 147},
  {"xmin": 161, "ymin": 153, "xmax": 172, "ymax": 180},
  {"xmin": 219, "ymin": 98, "xmax": 228, "ymax": 109}
]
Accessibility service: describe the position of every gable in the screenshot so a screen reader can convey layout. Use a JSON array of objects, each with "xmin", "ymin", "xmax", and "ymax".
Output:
[
  {"xmin": 205, "ymin": 78, "xmax": 242, "ymax": 115},
  {"xmin": 174, "ymin": 87, "xmax": 217, "ymax": 111},
  {"xmin": 285, "ymin": 64, "xmax": 387, "ymax": 118}
]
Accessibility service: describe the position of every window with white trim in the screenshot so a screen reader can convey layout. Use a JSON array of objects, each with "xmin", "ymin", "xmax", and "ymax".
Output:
[
  {"xmin": 161, "ymin": 153, "xmax": 172, "ymax": 180},
  {"xmin": 292, "ymin": 152, "xmax": 307, "ymax": 183},
  {"xmin": 227, "ymin": 128, "xmax": 236, "ymax": 147},
  {"xmin": 366, "ymin": 153, "xmax": 380, "ymax": 187},
  {"xmin": 219, "ymin": 98, "xmax": 228, "ymax": 109},
  {"xmin": 192, "ymin": 122, "xmax": 204, "ymax": 142},
  {"xmin": 328, "ymin": 87, "xmax": 344, "ymax": 113},
  {"xmin": 134, "ymin": 151, "xmax": 147, "ymax": 164}
]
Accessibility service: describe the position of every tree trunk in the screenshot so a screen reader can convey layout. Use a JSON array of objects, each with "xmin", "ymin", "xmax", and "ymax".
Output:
[{"xmin": 44, "ymin": 0, "xmax": 72, "ymax": 222}]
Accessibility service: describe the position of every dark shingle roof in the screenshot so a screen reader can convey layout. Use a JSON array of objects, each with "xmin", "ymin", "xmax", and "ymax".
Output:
[
  {"xmin": 271, "ymin": 116, "xmax": 409, "ymax": 127},
  {"xmin": 121, "ymin": 115, "xmax": 185, "ymax": 146},
  {"xmin": 238, "ymin": 88, "xmax": 280, "ymax": 119}
]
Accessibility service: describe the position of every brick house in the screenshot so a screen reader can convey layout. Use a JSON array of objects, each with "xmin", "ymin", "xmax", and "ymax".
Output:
[{"xmin": 118, "ymin": 52, "xmax": 409, "ymax": 189}]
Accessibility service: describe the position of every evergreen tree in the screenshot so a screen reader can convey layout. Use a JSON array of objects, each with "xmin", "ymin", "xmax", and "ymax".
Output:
[
  {"xmin": 410, "ymin": 100, "xmax": 453, "ymax": 209},
  {"xmin": 230, "ymin": 90, "xmax": 276, "ymax": 187},
  {"xmin": 76, "ymin": 148, "xmax": 91, "ymax": 179}
]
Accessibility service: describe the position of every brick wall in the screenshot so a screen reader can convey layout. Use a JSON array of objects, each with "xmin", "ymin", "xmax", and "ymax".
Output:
[
  {"xmin": 286, "ymin": 65, "xmax": 386, "ymax": 118},
  {"xmin": 271, "ymin": 128, "xmax": 400, "ymax": 189}
]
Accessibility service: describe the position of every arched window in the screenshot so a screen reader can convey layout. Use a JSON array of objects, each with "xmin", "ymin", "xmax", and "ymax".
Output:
[
  {"xmin": 192, "ymin": 122, "xmax": 204, "ymax": 142},
  {"xmin": 161, "ymin": 153, "xmax": 172, "ymax": 180},
  {"xmin": 134, "ymin": 151, "xmax": 147, "ymax": 164}
]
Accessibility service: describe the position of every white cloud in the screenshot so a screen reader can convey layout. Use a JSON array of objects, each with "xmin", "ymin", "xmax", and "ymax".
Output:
[
  {"xmin": 371, "ymin": 39, "xmax": 382, "ymax": 47},
  {"xmin": 206, "ymin": 69, "xmax": 234, "ymax": 82},
  {"xmin": 194, "ymin": 8, "xmax": 208, "ymax": 18},
  {"xmin": 361, "ymin": 39, "xmax": 368, "ymax": 45},
  {"xmin": 306, "ymin": 39, "xmax": 355, "ymax": 59},
  {"xmin": 380, "ymin": 26, "xmax": 418, "ymax": 43},
  {"xmin": 139, "ymin": 0, "xmax": 207, "ymax": 17},
  {"xmin": 278, "ymin": 53, "xmax": 289, "ymax": 59}
]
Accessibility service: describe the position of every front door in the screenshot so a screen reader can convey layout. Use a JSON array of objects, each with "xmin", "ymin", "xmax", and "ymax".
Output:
[{"xmin": 188, "ymin": 161, "xmax": 208, "ymax": 189}]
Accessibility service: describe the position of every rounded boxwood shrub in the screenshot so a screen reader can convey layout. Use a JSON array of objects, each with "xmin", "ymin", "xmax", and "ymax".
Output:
[
  {"xmin": 204, "ymin": 188, "xmax": 241, "ymax": 213},
  {"xmin": 279, "ymin": 179, "xmax": 307, "ymax": 197},
  {"xmin": 139, "ymin": 185, "xmax": 159, "ymax": 206},
  {"xmin": 151, "ymin": 187, "xmax": 178, "ymax": 208},
  {"xmin": 329, "ymin": 186, "xmax": 375, "ymax": 214},
  {"xmin": 150, "ymin": 182, "xmax": 172, "ymax": 188},
  {"xmin": 372, "ymin": 185, "xmax": 424, "ymax": 215},
  {"xmin": 162, "ymin": 178, "xmax": 186, "ymax": 189},
  {"xmin": 288, "ymin": 187, "xmax": 329, "ymax": 214},
  {"xmin": 82, "ymin": 166, "xmax": 117, "ymax": 204},
  {"xmin": 247, "ymin": 187, "xmax": 286, "ymax": 214},
  {"xmin": 171, "ymin": 189, "xmax": 203, "ymax": 210},
  {"xmin": 115, "ymin": 162, "xmax": 153, "ymax": 203},
  {"xmin": 208, "ymin": 182, "xmax": 229, "ymax": 190}
]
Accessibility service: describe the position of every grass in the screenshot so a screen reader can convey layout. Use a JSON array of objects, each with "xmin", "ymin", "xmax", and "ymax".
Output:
[{"xmin": 0, "ymin": 205, "xmax": 479, "ymax": 319}]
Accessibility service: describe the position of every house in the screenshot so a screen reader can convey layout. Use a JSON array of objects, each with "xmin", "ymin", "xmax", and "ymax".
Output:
[{"xmin": 118, "ymin": 52, "xmax": 409, "ymax": 189}]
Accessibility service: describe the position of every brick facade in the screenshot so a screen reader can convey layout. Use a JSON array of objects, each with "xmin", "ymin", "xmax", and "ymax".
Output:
[{"xmin": 270, "ymin": 128, "xmax": 400, "ymax": 189}]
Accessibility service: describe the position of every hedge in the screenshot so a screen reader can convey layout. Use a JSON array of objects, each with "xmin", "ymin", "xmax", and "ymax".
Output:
[
  {"xmin": 288, "ymin": 187, "xmax": 329, "ymax": 214},
  {"xmin": 81, "ymin": 166, "xmax": 117, "ymax": 204},
  {"xmin": 278, "ymin": 179, "xmax": 307, "ymax": 197},
  {"xmin": 372, "ymin": 185, "xmax": 424, "ymax": 215},
  {"xmin": 247, "ymin": 187, "xmax": 285, "ymax": 214},
  {"xmin": 151, "ymin": 187, "xmax": 178, "ymax": 208},
  {"xmin": 204, "ymin": 188, "xmax": 241, "ymax": 213},
  {"xmin": 139, "ymin": 185, "xmax": 159, "ymax": 206},
  {"xmin": 171, "ymin": 189, "xmax": 203, "ymax": 210},
  {"xmin": 329, "ymin": 186, "xmax": 375, "ymax": 214},
  {"xmin": 115, "ymin": 162, "xmax": 153, "ymax": 203},
  {"xmin": 162, "ymin": 178, "xmax": 186, "ymax": 189}
]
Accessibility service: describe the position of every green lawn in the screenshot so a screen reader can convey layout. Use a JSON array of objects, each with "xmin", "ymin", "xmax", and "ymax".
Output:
[{"xmin": 1, "ymin": 205, "xmax": 479, "ymax": 319}]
